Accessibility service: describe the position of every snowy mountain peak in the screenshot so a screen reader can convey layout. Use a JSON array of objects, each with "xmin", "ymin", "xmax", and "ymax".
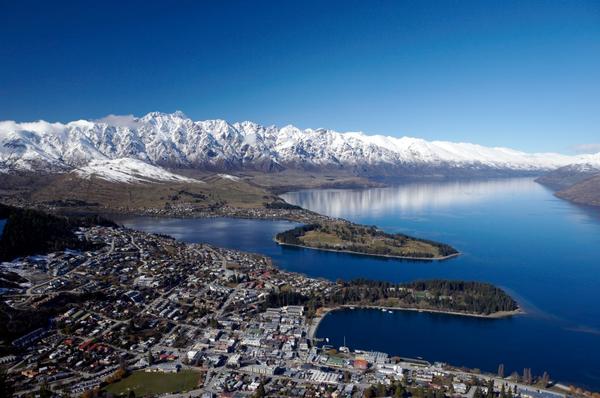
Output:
[
  {"xmin": 557, "ymin": 153, "xmax": 600, "ymax": 172},
  {"xmin": 74, "ymin": 158, "xmax": 201, "ymax": 184},
  {"xmin": 1, "ymin": 111, "xmax": 597, "ymax": 177}
]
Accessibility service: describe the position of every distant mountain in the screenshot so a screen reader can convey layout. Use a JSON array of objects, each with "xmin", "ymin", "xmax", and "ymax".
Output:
[
  {"xmin": 1, "ymin": 111, "xmax": 594, "ymax": 178},
  {"xmin": 536, "ymin": 153, "xmax": 600, "ymax": 206},
  {"xmin": 555, "ymin": 174, "xmax": 600, "ymax": 207},
  {"xmin": 536, "ymin": 162, "xmax": 600, "ymax": 191}
]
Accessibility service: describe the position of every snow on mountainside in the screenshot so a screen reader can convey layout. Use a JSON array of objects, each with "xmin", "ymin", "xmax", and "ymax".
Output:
[
  {"xmin": 558, "ymin": 153, "xmax": 600, "ymax": 172},
  {"xmin": 0, "ymin": 111, "xmax": 596, "ymax": 176},
  {"xmin": 74, "ymin": 158, "xmax": 201, "ymax": 184},
  {"xmin": 535, "ymin": 153, "xmax": 600, "ymax": 191},
  {"xmin": 218, "ymin": 174, "xmax": 242, "ymax": 182}
]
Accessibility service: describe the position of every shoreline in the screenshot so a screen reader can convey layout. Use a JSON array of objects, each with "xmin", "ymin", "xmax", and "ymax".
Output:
[
  {"xmin": 308, "ymin": 308, "xmax": 335, "ymax": 340},
  {"xmin": 274, "ymin": 239, "xmax": 460, "ymax": 261},
  {"xmin": 308, "ymin": 305, "xmax": 524, "ymax": 340},
  {"xmin": 337, "ymin": 304, "xmax": 525, "ymax": 319}
]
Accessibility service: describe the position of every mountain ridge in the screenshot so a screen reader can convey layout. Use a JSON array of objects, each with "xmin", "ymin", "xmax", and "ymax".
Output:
[
  {"xmin": 2, "ymin": 111, "xmax": 596, "ymax": 177},
  {"xmin": 535, "ymin": 154, "xmax": 600, "ymax": 206}
]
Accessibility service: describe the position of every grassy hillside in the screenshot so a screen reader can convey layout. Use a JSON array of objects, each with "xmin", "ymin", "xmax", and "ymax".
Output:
[{"xmin": 0, "ymin": 171, "xmax": 285, "ymax": 214}]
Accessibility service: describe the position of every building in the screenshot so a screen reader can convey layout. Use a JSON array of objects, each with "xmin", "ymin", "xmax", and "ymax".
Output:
[
  {"xmin": 453, "ymin": 383, "xmax": 468, "ymax": 394},
  {"xmin": 354, "ymin": 359, "xmax": 369, "ymax": 370}
]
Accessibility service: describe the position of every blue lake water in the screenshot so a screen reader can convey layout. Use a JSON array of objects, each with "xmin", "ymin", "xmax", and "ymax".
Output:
[
  {"xmin": 0, "ymin": 219, "xmax": 6, "ymax": 237},
  {"xmin": 117, "ymin": 178, "xmax": 600, "ymax": 390}
]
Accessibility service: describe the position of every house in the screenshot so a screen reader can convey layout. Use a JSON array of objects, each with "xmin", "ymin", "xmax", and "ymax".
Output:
[
  {"xmin": 453, "ymin": 383, "xmax": 468, "ymax": 394},
  {"xmin": 353, "ymin": 359, "xmax": 369, "ymax": 370},
  {"xmin": 146, "ymin": 363, "xmax": 181, "ymax": 373},
  {"xmin": 187, "ymin": 350, "xmax": 201, "ymax": 362}
]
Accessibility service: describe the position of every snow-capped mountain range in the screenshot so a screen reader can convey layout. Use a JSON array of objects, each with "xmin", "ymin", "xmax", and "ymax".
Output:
[{"xmin": 1, "ymin": 111, "xmax": 598, "ymax": 180}]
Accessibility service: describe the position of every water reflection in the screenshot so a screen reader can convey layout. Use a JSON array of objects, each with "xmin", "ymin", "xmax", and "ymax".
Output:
[{"xmin": 281, "ymin": 178, "xmax": 541, "ymax": 217}]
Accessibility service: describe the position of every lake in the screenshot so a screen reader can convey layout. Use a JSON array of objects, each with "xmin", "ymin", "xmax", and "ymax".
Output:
[{"xmin": 117, "ymin": 178, "xmax": 600, "ymax": 390}]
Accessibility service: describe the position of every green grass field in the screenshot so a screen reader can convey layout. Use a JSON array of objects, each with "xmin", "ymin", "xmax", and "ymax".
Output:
[{"xmin": 104, "ymin": 370, "xmax": 201, "ymax": 397}]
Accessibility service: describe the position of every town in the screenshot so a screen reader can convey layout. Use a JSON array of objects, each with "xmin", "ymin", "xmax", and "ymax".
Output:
[{"xmin": 0, "ymin": 225, "xmax": 580, "ymax": 398}]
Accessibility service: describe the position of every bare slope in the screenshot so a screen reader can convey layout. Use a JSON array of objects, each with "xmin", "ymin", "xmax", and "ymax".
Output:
[
  {"xmin": 536, "ymin": 155, "xmax": 600, "ymax": 207},
  {"xmin": 556, "ymin": 174, "xmax": 600, "ymax": 207}
]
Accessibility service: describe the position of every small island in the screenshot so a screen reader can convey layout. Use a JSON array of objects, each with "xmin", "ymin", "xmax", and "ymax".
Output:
[{"xmin": 275, "ymin": 221, "xmax": 459, "ymax": 260}]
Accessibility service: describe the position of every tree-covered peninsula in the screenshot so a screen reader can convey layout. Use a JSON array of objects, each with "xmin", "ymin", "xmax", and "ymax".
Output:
[
  {"xmin": 265, "ymin": 279, "xmax": 520, "ymax": 318},
  {"xmin": 275, "ymin": 221, "xmax": 458, "ymax": 260}
]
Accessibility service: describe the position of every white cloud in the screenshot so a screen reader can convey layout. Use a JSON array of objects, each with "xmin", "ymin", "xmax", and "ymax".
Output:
[
  {"xmin": 572, "ymin": 143, "xmax": 600, "ymax": 154},
  {"xmin": 96, "ymin": 114, "xmax": 140, "ymax": 129}
]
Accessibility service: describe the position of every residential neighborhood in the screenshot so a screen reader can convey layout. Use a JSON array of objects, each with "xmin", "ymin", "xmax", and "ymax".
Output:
[{"xmin": 0, "ymin": 225, "xmax": 579, "ymax": 398}]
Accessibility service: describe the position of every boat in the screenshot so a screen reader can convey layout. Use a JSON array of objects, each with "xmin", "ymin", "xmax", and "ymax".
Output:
[{"xmin": 339, "ymin": 336, "xmax": 350, "ymax": 353}]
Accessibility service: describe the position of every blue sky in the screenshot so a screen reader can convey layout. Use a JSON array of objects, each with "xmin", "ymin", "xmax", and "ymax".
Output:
[{"xmin": 1, "ymin": 0, "xmax": 599, "ymax": 153}]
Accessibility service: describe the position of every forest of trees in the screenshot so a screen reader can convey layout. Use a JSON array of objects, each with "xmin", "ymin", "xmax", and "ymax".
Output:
[
  {"xmin": 275, "ymin": 222, "xmax": 458, "ymax": 258},
  {"xmin": 275, "ymin": 224, "xmax": 316, "ymax": 245},
  {"xmin": 264, "ymin": 279, "xmax": 518, "ymax": 317},
  {"xmin": 264, "ymin": 201, "xmax": 302, "ymax": 210},
  {"xmin": 0, "ymin": 203, "xmax": 116, "ymax": 262}
]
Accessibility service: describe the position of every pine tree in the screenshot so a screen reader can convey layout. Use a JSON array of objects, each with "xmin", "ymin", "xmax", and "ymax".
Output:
[
  {"xmin": 486, "ymin": 380, "xmax": 495, "ymax": 398},
  {"xmin": 254, "ymin": 381, "xmax": 266, "ymax": 398},
  {"xmin": 394, "ymin": 383, "xmax": 405, "ymax": 398},
  {"xmin": 541, "ymin": 371, "xmax": 550, "ymax": 388},
  {"xmin": 364, "ymin": 386, "xmax": 376, "ymax": 398},
  {"xmin": 0, "ymin": 368, "xmax": 14, "ymax": 398},
  {"xmin": 523, "ymin": 368, "xmax": 532, "ymax": 385},
  {"xmin": 38, "ymin": 379, "xmax": 52, "ymax": 398}
]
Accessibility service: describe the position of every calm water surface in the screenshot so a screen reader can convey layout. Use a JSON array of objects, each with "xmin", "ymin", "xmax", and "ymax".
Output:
[{"xmin": 118, "ymin": 178, "xmax": 600, "ymax": 390}]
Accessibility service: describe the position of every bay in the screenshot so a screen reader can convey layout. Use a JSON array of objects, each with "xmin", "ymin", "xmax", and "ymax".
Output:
[{"xmin": 118, "ymin": 178, "xmax": 600, "ymax": 390}]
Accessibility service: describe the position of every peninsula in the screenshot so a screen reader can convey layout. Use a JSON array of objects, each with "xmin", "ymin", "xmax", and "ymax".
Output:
[
  {"xmin": 275, "ymin": 221, "xmax": 459, "ymax": 260},
  {"xmin": 266, "ymin": 279, "xmax": 520, "ymax": 321}
]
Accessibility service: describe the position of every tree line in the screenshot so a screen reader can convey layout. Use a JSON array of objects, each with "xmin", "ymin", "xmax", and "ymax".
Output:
[
  {"xmin": 0, "ymin": 203, "xmax": 116, "ymax": 262},
  {"xmin": 263, "ymin": 278, "xmax": 518, "ymax": 317}
]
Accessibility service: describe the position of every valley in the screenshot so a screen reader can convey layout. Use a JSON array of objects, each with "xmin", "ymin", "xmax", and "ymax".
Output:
[{"xmin": 3, "ymin": 2, "xmax": 598, "ymax": 396}]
